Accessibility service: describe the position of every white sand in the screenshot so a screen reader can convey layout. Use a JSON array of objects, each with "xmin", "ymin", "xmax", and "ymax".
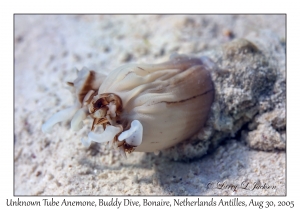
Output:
[{"xmin": 14, "ymin": 15, "xmax": 285, "ymax": 195}]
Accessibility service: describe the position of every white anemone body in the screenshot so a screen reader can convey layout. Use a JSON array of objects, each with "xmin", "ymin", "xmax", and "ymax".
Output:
[
  {"xmin": 42, "ymin": 55, "xmax": 214, "ymax": 153},
  {"xmin": 98, "ymin": 55, "xmax": 214, "ymax": 152}
]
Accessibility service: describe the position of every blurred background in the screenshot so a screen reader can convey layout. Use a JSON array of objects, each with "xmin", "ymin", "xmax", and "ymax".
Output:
[{"xmin": 14, "ymin": 15, "xmax": 285, "ymax": 195}]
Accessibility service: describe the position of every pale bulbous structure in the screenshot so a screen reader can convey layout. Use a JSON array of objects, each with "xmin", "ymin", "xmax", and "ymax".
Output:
[{"xmin": 42, "ymin": 54, "xmax": 215, "ymax": 156}]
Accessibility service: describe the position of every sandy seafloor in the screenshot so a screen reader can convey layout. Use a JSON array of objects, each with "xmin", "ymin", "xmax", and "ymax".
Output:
[{"xmin": 14, "ymin": 15, "xmax": 286, "ymax": 195}]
